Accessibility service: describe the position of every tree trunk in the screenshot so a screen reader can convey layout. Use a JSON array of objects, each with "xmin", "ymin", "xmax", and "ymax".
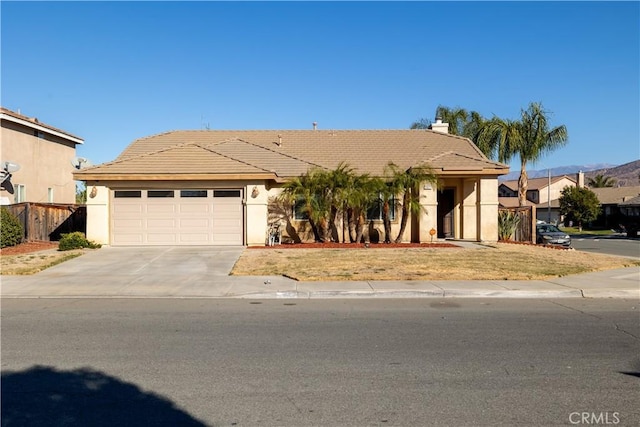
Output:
[
  {"xmin": 518, "ymin": 160, "xmax": 528, "ymax": 207},
  {"xmin": 394, "ymin": 190, "xmax": 410, "ymax": 243},
  {"xmin": 354, "ymin": 211, "xmax": 365, "ymax": 244},
  {"xmin": 308, "ymin": 217, "xmax": 322, "ymax": 242},
  {"xmin": 347, "ymin": 208, "xmax": 356, "ymax": 243},
  {"xmin": 382, "ymin": 201, "xmax": 392, "ymax": 243}
]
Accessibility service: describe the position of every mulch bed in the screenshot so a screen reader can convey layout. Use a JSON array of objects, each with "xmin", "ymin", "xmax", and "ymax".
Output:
[
  {"xmin": 0, "ymin": 241, "xmax": 59, "ymax": 256},
  {"xmin": 250, "ymin": 242, "xmax": 460, "ymax": 249}
]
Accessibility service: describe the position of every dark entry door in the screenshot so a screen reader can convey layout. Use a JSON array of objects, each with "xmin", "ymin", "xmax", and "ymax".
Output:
[{"xmin": 437, "ymin": 189, "xmax": 455, "ymax": 238}]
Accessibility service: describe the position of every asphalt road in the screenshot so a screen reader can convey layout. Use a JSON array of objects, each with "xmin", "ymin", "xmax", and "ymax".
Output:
[
  {"xmin": 570, "ymin": 235, "xmax": 640, "ymax": 259},
  {"xmin": 2, "ymin": 299, "xmax": 639, "ymax": 426}
]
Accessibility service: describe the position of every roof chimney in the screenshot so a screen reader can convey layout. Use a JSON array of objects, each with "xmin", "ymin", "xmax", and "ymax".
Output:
[
  {"xmin": 312, "ymin": 122, "xmax": 317, "ymax": 130},
  {"xmin": 429, "ymin": 117, "xmax": 449, "ymax": 134},
  {"xmin": 277, "ymin": 134, "xmax": 282, "ymax": 146},
  {"xmin": 576, "ymin": 171, "xmax": 584, "ymax": 188}
]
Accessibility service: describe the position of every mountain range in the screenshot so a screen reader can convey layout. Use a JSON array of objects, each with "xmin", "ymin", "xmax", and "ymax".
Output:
[{"xmin": 499, "ymin": 160, "xmax": 640, "ymax": 187}]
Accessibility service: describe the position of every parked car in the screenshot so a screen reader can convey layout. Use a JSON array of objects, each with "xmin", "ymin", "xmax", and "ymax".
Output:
[{"xmin": 536, "ymin": 224, "xmax": 571, "ymax": 247}]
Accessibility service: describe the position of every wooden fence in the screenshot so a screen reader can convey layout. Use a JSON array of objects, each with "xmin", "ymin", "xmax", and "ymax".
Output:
[
  {"xmin": 499, "ymin": 205, "xmax": 536, "ymax": 243},
  {"xmin": 4, "ymin": 203, "xmax": 86, "ymax": 242}
]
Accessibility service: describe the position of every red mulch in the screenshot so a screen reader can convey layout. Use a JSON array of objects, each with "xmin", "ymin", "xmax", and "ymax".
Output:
[
  {"xmin": 0, "ymin": 241, "xmax": 59, "ymax": 255},
  {"xmin": 250, "ymin": 242, "xmax": 460, "ymax": 249}
]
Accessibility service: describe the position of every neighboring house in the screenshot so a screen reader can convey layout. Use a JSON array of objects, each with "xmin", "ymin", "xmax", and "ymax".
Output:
[
  {"xmin": 590, "ymin": 186, "xmax": 640, "ymax": 229},
  {"xmin": 618, "ymin": 195, "xmax": 640, "ymax": 236},
  {"xmin": 1, "ymin": 107, "xmax": 84, "ymax": 204},
  {"xmin": 499, "ymin": 174, "xmax": 580, "ymax": 224},
  {"xmin": 74, "ymin": 123, "xmax": 509, "ymax": 246}
]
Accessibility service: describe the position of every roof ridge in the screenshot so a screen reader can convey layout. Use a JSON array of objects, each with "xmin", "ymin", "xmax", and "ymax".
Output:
[
  {"xmin": 194, "ymin": 142, "xmax": 280, "ymax": 175},
  {"xmin": 204, "ymin": 139, "xmax": 328, "ymax": 175},
  {"xmin": 92, "ymin": 142, "xmax": 204, "ymax": 169}
]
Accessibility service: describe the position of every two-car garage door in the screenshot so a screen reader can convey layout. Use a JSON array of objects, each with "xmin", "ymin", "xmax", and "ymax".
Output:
[{"xmin": 111, "ymin": 189, "xmax": 243, "ymax": 246}]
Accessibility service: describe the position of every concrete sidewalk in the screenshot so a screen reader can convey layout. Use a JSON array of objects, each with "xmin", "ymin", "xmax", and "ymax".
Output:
[{"xmin": 1, "ymin": 246, "xmax": 638, "ymax": 299}]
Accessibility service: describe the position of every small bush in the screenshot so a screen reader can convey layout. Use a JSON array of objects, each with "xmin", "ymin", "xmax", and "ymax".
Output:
[
  {"xmin": 1, "ymin": 207, "xmax": 24, "ymax": 248},
  {"xmin": 58, "ymin": 232, "xmax": 101, "ymax": 251}
]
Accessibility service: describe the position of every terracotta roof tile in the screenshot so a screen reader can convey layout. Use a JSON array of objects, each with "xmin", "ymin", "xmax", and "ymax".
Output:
[{"xmin": 78, "ymin": 129, "xmax": 509, "ymax": 179}]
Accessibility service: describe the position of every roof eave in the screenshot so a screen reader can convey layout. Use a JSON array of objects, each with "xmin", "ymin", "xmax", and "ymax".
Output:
[
  {"xmin": 73, "ymin": 173, "xmax": 277, "ymax": 181},
  {"xmin": 1, "ymin": 112, "xmax": 84, "ymax": 144}
]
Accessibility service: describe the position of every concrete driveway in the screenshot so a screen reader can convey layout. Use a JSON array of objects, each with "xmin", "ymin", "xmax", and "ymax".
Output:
[{"xmin": 1, "ymin": 246, "xmax": 297, "ymax": 298}]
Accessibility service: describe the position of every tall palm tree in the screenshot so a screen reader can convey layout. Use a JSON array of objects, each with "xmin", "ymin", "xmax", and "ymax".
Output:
[
  {"xmin": 587, "ymin": 174, "xmax": 617, "ymax": 188},
  {"xmin": 485, "ymin": 102, "xmax": 568, "ymax": 206},
  {"xmin": 390, "ymin": 164, "xmax": 438, "ymax": 243}
]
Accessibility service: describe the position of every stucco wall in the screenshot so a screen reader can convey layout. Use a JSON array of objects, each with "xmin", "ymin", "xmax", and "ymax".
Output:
[
  {"xmin": 84, "ymin": 184, "xmax": 110, "ymax": 244},
  {"xmin": 478, "ymin": 177, "xmax": 499, "ymax": 242},
  {"xmin": 1, "ymin": 121, "xmax": 78, "ymax": 204}
]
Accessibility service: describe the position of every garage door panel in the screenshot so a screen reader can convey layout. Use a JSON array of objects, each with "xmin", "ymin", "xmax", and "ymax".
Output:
[
  {"xmin": 112, "ymin": 233, "xmax": 144, "ymax": 244},
  {"xmin": 113, "ymin": 204, "xmax": 144, "ymax": 214},
  {"xmin": 113, "ymin": 219, "xmax": 143, "ymax": 228},
  {"xmin": 180, "ymin": 204, "xmax": 210, "ymax": 214},
  {"xmin": 179, "ymin": 233, "xmax": 212, "ymax": 243},
  {"xmin": 147, "ymin": 233, "xmax": 177, "ymax": 244},
  {"xmin": 147, "ymin": 218, "xmax": 176, "ymax": 228},
  {"xmin": 180, "ymin": 218, "xmax": 210, "ymax": 228},
  {"xmin": 147, "ymin": 204, "xmax": 176, "ymax": 214}
]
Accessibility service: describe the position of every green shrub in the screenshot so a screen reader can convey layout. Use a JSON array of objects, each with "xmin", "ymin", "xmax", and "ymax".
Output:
[
  {"xmin": 1, "ymin": 207, "xmax": 24, "ymax": 248},
  {"xmin": 498, "ymin": 210, "xmax": 521, "ymax": 241},
  {"xmin": 58, "ymin": 232, "xmax": 101, "ymax": 251}
]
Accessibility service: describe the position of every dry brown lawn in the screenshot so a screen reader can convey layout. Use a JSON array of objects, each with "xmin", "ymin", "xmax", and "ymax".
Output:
[
  {"xmin": 1, "ymin": 250, "xmax": 84, "ymax": 275},
  {"xmin": 231, "ymin": 243, "xmax": 640, "ymax": 281}
]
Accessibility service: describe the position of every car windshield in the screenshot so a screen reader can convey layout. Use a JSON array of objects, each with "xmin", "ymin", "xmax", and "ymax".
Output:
[{"xmin": 538, "ymin": 224, "xmax": 561, "ymax": 233}]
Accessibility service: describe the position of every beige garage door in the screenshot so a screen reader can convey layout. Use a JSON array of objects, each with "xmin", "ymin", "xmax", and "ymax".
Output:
[{"xmin": 111, "ymin": 189, "xmax": 243, "ymax": 246}]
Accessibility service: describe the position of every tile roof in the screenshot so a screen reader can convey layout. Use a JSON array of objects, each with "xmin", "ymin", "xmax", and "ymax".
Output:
[
  {"xmin": 1, "ymin": 106, "xmax": 84, "ymax": 143},
  {"xmin": 76, "ymin": 129, "xmax": 508, "ymax": 180},
  {"xmin": 619, "ymin": 195, "xmax": 640, "ymax": 206},
  {"xmin": 590, "ymin": 186, "xmax": 640, "ymax": 205},
  {"xmin": 500, "ymin": 175, "xmax": 576, "ymax": 192},
  {"xmin": 498, "ymin": 197, "xmax": 535, "ymax": 208}
]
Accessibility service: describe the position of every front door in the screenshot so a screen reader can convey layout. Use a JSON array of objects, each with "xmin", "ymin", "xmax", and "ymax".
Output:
[{"xmin": 437, "ymin": 189, "xmax": 455, "ymax": 239}]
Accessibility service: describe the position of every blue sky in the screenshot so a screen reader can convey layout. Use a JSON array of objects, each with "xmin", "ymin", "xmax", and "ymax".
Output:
[{"xmin": 2, "ymin": 1, "xmax": 639, "ymax": 172}]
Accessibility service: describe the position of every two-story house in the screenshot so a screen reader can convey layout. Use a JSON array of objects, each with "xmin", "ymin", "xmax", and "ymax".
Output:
[{"xmin": 1, "ymin": 107, "xmax": 84, "ymax": 205}]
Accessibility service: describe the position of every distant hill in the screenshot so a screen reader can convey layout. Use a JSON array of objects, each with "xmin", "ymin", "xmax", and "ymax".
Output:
[
  {"xmin": 584, "ymin": 160, "xmax": 640, "ymax": 187},
  {"xmin": 499, "ymin": 163, "xmax": 616, "ymax": 182},
  {"xmin": 499, "ymin": 160, "xmax": 640, "ymax": 187}
]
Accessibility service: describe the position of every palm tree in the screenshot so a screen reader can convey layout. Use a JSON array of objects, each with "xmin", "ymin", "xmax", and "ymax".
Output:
[
  {"xmin": 587, "ymin": 174, "xmax": 617, "ymax": 188},
  {"xmin": 390, "ymin": 164, "xmax": 438, "ymax": 243},
  {"xmin": 434, "ymin": 105, "xmax": 469, "ymax": 136},
  {"xmin": 485, "ymin": 102, "xmax": 568, "ymax": 207},
  {"xmin": 342, "ymin": 173, "xmax": 379, "ymax": 243},
  {"xmin": 325, "ymin": 162, "xmax": 356, "ymax": 242},
  {"xmin": 279, "ymin": 168, "xmax": 330, "ymax": 242},
  {"xmin": 412, "ymin": 106, "xmax": 496, "ymax": 159}
]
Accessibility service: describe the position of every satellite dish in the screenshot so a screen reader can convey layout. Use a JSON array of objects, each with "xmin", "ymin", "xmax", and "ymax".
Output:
[
  {"xmin": 71, "ymin": 157, "xmax": 93, "ymax": 169},
  {"xmin": 1, "ymin": 180, "xmax": 14, "ymax": 194},
  {"xmin": 2, "ymin": 161, "xmax": 20, "ymax": 173},
  {"xmin": 1, "ymin": 161, "xmax": 20, "ymax": 194}
]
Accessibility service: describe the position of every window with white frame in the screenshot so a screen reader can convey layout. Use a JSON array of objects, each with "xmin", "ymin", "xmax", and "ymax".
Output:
[{"xmin": 14, "ymin": 184, "xmax": 26, "ymax": 203}]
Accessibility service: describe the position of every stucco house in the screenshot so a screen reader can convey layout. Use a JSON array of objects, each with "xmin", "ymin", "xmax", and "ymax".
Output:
[
  {"xmin": 1, "ymin": 107, "xmax": 84, "ymax": 205},
  {"xmin": 499, "ymin": 174, "xmax": 580, "ymax": 224},
  {"xmin": 74, "ymin": 123, "xmax": 509, "ymax": 246},
  {"xmin": 590, "ymin": 186, "xmax": 640, "ymax": 229}
]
